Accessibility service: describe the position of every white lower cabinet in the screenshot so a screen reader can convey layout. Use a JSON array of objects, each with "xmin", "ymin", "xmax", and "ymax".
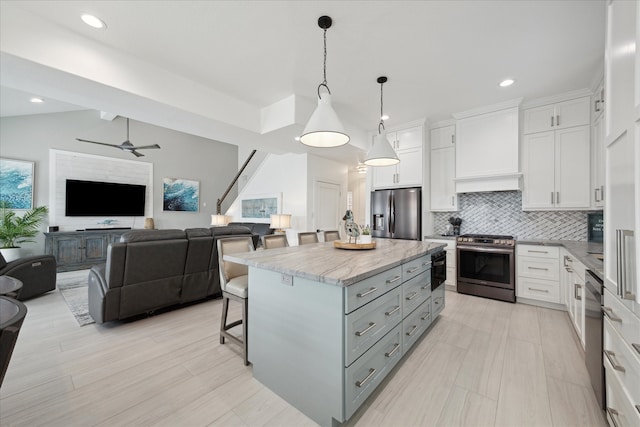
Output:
[
  {"xmin": 516, "ymin": 245, "xmax": 561, "ymax": 304},
  {"xmin": 570, "ymin": 259, "xmax": 586, "ymax": 348}
]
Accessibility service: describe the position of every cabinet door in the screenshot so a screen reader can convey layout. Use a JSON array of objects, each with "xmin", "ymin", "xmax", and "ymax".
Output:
[
  {"xmin": 395, "ymin": 126, "xmax": 423, "ymax": 151},
  {"xmin": 572, "ymin": 270, "xmax": 585, "ymax": 348},
  {"xmin": 522, "ymin": 131, "xmax": 556, "ymax": 209},
  {"xmin": 396, "ymin": 147, "xmax": 422, "ymax": 186},
  {"xmin": 523, "ymin": 104, "xmax": 557, "ymax": 134},
  {"xmin": 372, "ymin": 164, "xmax": 397, "ymax": 189},
  {"xmin": 592, "ymin": 115, "xmax": 605, "ymax": 208},
  {"xmin": 430, "ymin": 147, "xmax": 456, "ymax": 211},
  {"xmin": 554, "ymin": 97, "xmax": 590, "ymax": 130},
  {"xmin": 51, "ymin": 236, "xmax": 83, "ymax": 265},
  {"xmin": 555, "ymin": 126, "xmax": 591, "ymax": 209},
  {"xmin": 430, "ymin": 125, "xmax": 455, "ymax": 150},
  {"xmin": 84, "ymin": 234, "xmax": 109, "ymax": 262}
]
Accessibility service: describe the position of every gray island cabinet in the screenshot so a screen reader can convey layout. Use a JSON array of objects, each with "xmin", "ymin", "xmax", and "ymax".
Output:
[{"xmin": 225, "ymin": 239, "xmax": 446, "ymax": 426}]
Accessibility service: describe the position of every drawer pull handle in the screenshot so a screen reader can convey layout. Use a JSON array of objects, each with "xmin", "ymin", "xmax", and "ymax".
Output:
[
  {"xmin": 385, "ymin": 306, "xmax": 400, "ymax": 316},
  {"xmin": 528, "ymin": 250, "xmax": 549, "ymax": 254},
  {"xmin": 420, "ymin": 311, "xmax": 430, "ymax": 320},
  {"xmin": 406, "ymin": 291, "xmax": 418, "ymax": 301},
  {"xmin": 355, "ymin": 322, "xmax": 376, "ymax": 337},
  {"xmin": 357, "ymin": 287, "xmax": 378, "ymax": 298},
  {"xmin": 528, "ymin": 266, "xmax": 549, "ymax": 271},
  {"xmin": 603, "ymin": 307, "xmax": 622, "ymax": 322},
  {"xmin": 422, "ymin": 261, "xmax": 431, "ymax": 267},
  {"xmin": 606, "ymin": 408, "xmax": 621, "ymax": 427},
  {"xmin": 604, "ymin": 349, "xmax": 626, "ymax": 372},
  {"xmin": 355, "ymin": 368, "xmax": 376, "ymax": 388},
  {"xmin": 421, "ymin": 284, "xmax": 430, "ymax": 290},
  {"xmin": 386, "ymin": 276, "xmax": 401, "ymax": 284},
  {"xmin": 406, "ymin": 267, "xmax": 420, "ymax": 273},
  {"xmin": 385, "ymin": 343, "xmax": 400, "ymax": 358},
  {"xmin": 406, "ymin": 325, "xmax": 418, "ymax": 337},
  {"xmin": 565, "ymin": 267, "xmax": 574, "ymax": 272},
  {"xmin": 435, "ymin": 297, "xmax": 442, "ymax": 305},
  {"xmin": 632, "ymin": 343, "xmax": 640, "ymax": 356},
  {"xmin": 624, "ymin": 291, "xmax": 637, "ymax": 301},
  {"xmin": 528, "ymin": 287, "xmax": 549, "ymax": 293}
]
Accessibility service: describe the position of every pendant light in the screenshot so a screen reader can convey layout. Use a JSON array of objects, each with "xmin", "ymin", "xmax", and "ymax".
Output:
[
  {"xmin": 299, "ymin": 16, "xmax": 350, "ymax": 148},
  {"xmin": 364, "ymin": 76, "xmax": 399, "ymax": 166}
]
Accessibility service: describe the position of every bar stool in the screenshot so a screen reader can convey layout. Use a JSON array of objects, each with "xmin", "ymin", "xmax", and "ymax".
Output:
[
  {"xmin": 323, "ymin": 230, "xmax": 340, "ymax": 242},
  {"xmin": 217, "ymin": 236, "xmax": 254, "ymax": 365},
  {"xmin": 298, "ymin": 232, "xmax": 319, "ymax": 245}
]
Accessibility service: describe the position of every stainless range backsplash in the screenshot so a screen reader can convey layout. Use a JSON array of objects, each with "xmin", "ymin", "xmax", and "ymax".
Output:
[{"xmin": 433, "ymin": 191, "xmax": 589, "ymax": 241}]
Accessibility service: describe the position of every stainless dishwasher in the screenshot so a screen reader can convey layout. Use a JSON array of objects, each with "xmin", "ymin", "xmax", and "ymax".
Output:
[{"xmin": 584, "ymin": 269, "xmax": 605, "ymax": 409}]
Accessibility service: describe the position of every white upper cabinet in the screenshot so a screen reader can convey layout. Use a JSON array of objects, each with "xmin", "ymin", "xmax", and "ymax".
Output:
[
  {"xmin": 591, "ymin": 113, "xmax": 605, "ymax": 209},
  {"xmin": 430, "ymin": 123, "xmax": 457, "ymax": 211},
  {"xmin": 523, "ymin": 96, "xmax": 591, "ymax": 134},
  {"xmin": 372, "ymin": 123, "xmax": 424, "ymax": 190},
  {"xmin": 592, "ymin": 79, "xmax": 605, "ymax": 122},
  {"xmin": 430, "ymin": 125, "xmax": 455, "ymax": 150},
  {"xmin": 522, "ymin": 126, "xmax": 591, "ymax": 210}
]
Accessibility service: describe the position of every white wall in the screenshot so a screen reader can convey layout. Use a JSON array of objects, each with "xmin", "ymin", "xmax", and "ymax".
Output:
[
  {"xmin": 307, "ymin": 154, "xmax": 349, "ymax": 231},
  {"xmin": 0, "ymin": 110, "xmax": 238, "ymax": 254}
]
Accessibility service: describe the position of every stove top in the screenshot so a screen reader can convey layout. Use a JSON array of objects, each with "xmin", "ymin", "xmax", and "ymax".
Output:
[{"xmin": 457, "ymin": 234, "xmax": 516, "ymax": 246}]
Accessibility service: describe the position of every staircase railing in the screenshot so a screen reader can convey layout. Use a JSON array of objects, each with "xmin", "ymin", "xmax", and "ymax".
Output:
[{"xmin": 216, "ymin": 149, "xmax": 257, "ymax": 214}]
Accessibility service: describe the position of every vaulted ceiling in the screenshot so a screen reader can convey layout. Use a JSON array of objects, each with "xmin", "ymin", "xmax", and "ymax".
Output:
[{"xmin": 0, "ymin": 1, "xmax": 605, "ymax": 165}]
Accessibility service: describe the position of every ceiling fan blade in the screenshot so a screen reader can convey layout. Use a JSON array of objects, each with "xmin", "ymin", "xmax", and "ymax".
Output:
[
  {"xmin": 130, "ymin": 144, "xmax": 161, "ymax": 150},
  {"xmin": 76, "ymin": 138, "xmax": 123, "ymax": 148},
  {"xmin": 130, "ymin": 150, "xmax": 145, "ymax": 157}
]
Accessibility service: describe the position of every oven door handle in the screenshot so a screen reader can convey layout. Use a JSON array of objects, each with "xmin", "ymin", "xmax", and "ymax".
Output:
[{"xmin": 457, "ymin": 245, "xmax": 514, "ymax": 254}]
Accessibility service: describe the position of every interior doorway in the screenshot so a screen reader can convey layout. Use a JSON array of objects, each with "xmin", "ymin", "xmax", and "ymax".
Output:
[{"xmin": 315, "ymin": 180, "xmax": 341, "ymax": 234}]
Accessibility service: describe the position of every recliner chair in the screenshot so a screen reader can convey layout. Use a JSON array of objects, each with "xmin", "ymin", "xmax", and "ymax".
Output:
[{"xmin": 0, "ymin": 253, "xmax": 57, "ymax": 300}]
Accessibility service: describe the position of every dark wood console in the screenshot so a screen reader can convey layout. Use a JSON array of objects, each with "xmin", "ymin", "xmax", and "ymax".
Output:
[{"xmin": 45, "ymin": 230, "xmax": 129, "ymax": 272}]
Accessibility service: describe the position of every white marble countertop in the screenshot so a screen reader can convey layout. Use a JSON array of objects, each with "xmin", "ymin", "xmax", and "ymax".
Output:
[
  {"xmin": 224, "ymin": 238, "xmax": 446, "ymax": 287},
  {"xmin": 518, "ymin": 239, "xmax": 604, "ymax": 281}
]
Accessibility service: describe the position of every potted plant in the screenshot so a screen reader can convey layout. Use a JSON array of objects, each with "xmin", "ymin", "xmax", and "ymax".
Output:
[
  {"xmin": 0, "ymin": 202, "xmax": 49, "ymax": 262},
  {"xmin": 360, "ymin": 225, "xmax": 372, "ymax": 244}
]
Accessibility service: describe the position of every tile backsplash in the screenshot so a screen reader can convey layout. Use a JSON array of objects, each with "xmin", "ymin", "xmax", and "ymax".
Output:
[{"xmin": 433, "ymin": 191, "xmax": 589, "ymax": 241}]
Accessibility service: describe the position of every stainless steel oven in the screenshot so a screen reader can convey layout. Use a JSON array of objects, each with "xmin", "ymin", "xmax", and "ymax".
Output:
[
  {"xmin": 431, "ymin": 250, "xmax": 446, "ymax": 291},
  {"xmin": 456, "ymin": 234, "xmax": 516, "ymax": 303}
]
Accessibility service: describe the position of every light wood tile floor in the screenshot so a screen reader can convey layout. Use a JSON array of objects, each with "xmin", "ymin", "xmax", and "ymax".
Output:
[{"xmin": 0, "ymin": 284, "xmax": 607, "ymax": 427}]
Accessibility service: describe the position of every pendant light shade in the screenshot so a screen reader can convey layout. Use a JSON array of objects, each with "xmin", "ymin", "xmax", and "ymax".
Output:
[
  {"xmin": 300, "ymin": 16, "xmax": 350, "ymax": 148},
  {"xmin": 364, "ymin": 76, "xmax": 399, "ymax": 166}
]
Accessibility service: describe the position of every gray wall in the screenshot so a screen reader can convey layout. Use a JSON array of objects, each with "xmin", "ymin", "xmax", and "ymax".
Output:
[{"xmin": 0, "ymin": 110, "xmax": 238, "ymax": 255}]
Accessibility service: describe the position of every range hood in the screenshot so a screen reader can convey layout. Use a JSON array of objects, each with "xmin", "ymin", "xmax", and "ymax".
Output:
[{"xmin": 453, "ymin": 99, "xmax": 522, "ymax": 193}]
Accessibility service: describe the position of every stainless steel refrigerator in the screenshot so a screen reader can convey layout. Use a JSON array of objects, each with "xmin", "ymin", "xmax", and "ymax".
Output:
[{"xmin": 371, "ymin": 188, "xmax": 421, "ymax": 240}]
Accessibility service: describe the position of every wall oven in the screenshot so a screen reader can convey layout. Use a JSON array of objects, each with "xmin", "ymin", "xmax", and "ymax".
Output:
[
  {"xmin": 431, "ymin": 250, "xmax": 446, "ymax": 291},
  {"xmin": 457, "ymin": 234, "xmax": 516, "ymax": 303}
]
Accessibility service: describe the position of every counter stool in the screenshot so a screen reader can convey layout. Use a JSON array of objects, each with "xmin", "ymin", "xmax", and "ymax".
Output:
[
  {"xmin": 262, "ymin": 234, "xmax": 289, "ymax": 249},
  {"xmin": 298, "ymin": 232, "xmax": 319, "ymax": 245},
  {"xmin": 217, "ymin": 236, "xmax": 254, "ymax": 365},
  {"xmin": 323, "ymin": 230, "xmax": 340, "ymax": 242}
]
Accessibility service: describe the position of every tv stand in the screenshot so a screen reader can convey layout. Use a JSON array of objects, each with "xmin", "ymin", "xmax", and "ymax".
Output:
[
  {"xmin": 84, "ymin": 227, "xmax": 132, "ymax": 231},
  {"xmin": 45, "ymin": 229, "xmax": 131, "ymax": 272}
]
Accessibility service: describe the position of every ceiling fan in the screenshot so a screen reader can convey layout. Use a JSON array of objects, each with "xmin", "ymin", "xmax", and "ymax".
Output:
[{"xmin": 76, "ymin": 118, "xmax": 160, "ymax": 157}]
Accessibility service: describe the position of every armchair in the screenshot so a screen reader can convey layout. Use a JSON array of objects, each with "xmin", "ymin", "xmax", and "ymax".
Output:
[{"xmin": 0, "ymin": 253, "xmax": 57, "ymax": 300}]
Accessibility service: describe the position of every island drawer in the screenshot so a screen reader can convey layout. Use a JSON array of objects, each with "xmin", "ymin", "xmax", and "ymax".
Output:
[
  {"xmin": 604, "ymin": 350, "xmax": 640, "ymax": 427},
  {"xmin": 345, "ymin": 287, "xmax": 403, "ymax": 367},
  {"xmin": 402, "ymin": 271, "xmax": 431, "ymax": 317},
  {"xmin": 402, "ymin": 297, "xmax": 432, "ymax": 354},
  {"xmin": 345, "ymin": 265, "xmax": 403, "ymax": 314},
  {"xmin": 603, "ymin": 318, "xmax": 640, "ymax": 402},
  {"xmin": 402, "ymin": 254, "xmax": 431, "ymax": 282},
  {"xmin": 432, "ymin": 285, "xmax": 445, "ymax": 318},
  {"xmin": 604, "ymin": 288, "xmax": 640, "ymax": 353},
  {"xmin": 345, "ymin": 324, "xmax": 403, "ymax": 420}
]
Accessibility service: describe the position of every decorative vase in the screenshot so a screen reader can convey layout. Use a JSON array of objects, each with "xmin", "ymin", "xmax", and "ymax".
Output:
[
  {"xmin": 144, "ymin": 218, "xmax": 155, "ymax": 229},
  {"xmin": 360, "ymin": 235, "xmax": 372, "ymax": 244},
  {"xmin": 0, "ymin": 247, "xmax": 21, "ymax": 262}
]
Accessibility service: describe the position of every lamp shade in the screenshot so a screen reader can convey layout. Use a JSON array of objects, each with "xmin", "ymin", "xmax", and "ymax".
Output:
[
  {"xmin": 211, "ymin": 214, "xmax": 228, "ymax": 226},
  {"xmin": 300, "ymin": 93, "xmax": 350, "ymax": 148},
  {"xmin": 270, "ymin": 214, "xmax": 292, "ymax": 230},
  {"xmin": 364, "ymin": 130, "xmax": 400, "ymax": 166}
]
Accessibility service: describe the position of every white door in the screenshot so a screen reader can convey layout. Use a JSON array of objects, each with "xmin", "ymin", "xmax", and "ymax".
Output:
[{"xmin": 315, "ymin": 181, "xmax": 341, "ymax": 234}]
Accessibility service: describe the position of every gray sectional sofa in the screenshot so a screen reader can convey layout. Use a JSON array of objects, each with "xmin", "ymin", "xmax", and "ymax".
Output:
[{"xmin": 87, "ymin": 225, "xmax": 253, "ymax": 323}]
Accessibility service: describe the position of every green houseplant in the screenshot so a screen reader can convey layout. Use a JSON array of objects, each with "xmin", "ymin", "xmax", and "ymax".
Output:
[{"xmin": 0, "ymin": 202, "xmax": 49, "ymax": 261}]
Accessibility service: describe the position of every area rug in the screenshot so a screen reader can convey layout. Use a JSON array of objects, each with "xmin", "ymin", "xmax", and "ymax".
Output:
[{"xmin": 57, "ymin": 270, "xmax": 95, "ymax": 326}]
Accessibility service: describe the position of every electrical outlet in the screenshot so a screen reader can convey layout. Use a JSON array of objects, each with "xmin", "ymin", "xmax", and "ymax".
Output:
[{"xmin": 281, "ymin": 274, "xmax": 293, "ymax": 286}]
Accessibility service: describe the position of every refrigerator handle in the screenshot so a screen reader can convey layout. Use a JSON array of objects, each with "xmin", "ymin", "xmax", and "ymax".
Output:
[{"xmin": 390, "ymin": 194, "xmax": 395, "ymax": 234}]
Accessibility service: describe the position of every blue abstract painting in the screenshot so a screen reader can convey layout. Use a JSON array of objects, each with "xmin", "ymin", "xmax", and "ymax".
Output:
[
  {"xmin": 163, "ymin": 178, "xmax": 199, "ymax": 212},
  {"xmin": 0, "ymin": 158, "xmax": 34, "ymax": 209}
]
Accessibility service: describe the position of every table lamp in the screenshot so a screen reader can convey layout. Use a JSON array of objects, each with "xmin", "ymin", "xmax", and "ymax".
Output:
[{"xmin": 270, "ymin": 214, "xmax": 292, "ymax": 233}]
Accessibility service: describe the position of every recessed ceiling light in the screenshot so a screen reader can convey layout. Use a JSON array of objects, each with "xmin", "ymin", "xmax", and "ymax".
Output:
[
  {"xmin": 380, "ymin": 114, "xmax": 389, "ymax": 121},
  {"xmin": 81, "ymin": 14, "xmax": 107, "ymax": 29},
  {"xmin": 294, "ymin": 136, "xmax": 301, "ymax": 141},
  {"xmin": 499, "ymin": 78, "xmax": 515, "ymax": 87},
  {"xmin": 30, "ymin": 97, "xmax": 44, "ymax": 103}
]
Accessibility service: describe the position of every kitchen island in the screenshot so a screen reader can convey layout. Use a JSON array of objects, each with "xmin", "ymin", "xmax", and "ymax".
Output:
[{"xmin": 225, "ymin": 239, "xmax": 446, "ymax": 426}]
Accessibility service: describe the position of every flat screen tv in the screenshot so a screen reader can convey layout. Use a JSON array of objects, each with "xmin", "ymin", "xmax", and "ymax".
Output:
[{"xmin": 65, "ymin": 179, "xmax": 146, "ymax": 217}]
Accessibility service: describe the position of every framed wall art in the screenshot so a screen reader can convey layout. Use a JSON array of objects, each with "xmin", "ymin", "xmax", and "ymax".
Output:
[
  {"xmin": 163, "ymin": 177, "xmax": 199, "ymax": 212},
  {"xmin": 0, "ymin": 158, "xmax": 34, "ymax": 209},
  {"xmin": 241, "ymin": 193, "xmax": 281, "ymax": 219}
]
